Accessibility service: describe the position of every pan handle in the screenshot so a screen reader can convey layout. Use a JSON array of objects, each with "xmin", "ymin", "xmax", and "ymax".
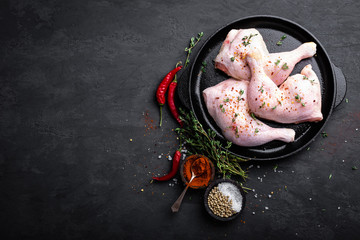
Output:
[{"xmin": 332, "ymin": 63, "xmax": 347, "ymax": 108}]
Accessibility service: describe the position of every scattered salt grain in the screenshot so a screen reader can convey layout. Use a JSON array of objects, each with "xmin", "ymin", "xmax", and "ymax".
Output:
[
  {"xmin": 265, "ymin": 206, "xmax": 269, "ymax": 210},
  {"xmin": 168, "ymin": 155, "xmax": 172, "ymax": 161},
  {"xmin": 158, "ymin": 155, "xmax": 162, "ymax": 159},
  {"xmin": 257, "ymin": 165, "xmax": 260, "ymax": 169},
  {"xmin": 268, "ymin": 194, "xmax": 272, "ymax": 198},
  {"xmin": 252, "ymin": 212, "xmax": 255, "ymax": 215},
  {"xmin": 218, "ymin": 182, "xmax": 243, "ymax": 212},
  {"xmin": 309, "ymin": 198, "xmax": 312, "ymax": 201},
  {"xmin": 338, "ymin": 206, "xmax": 341, "ymax": 210}
]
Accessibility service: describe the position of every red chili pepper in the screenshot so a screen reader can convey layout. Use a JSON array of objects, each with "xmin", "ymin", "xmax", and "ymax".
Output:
[
  {"xmin": 152, "ymin": 150, "xmax": 181, "ymax": 181},
  {"xmin": 167, "ymin": 74, "xmax": 183, "ymax": 127},
  {"xmin": 156, "ymin": 65, "xmax": 182, "ymax": 127}
]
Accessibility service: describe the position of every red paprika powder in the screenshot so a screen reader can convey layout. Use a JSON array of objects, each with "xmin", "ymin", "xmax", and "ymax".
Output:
[{"xmin": 182, "ymin": 155, "xmax": 214, "ymax": 189}]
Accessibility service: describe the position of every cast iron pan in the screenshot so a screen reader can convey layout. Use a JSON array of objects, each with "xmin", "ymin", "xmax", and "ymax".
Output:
[{"xmin": 177, "ymin": 15, "xmax": 346, "ymax": 160}]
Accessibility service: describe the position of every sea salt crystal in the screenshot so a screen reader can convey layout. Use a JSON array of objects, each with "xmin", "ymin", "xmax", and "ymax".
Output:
[
  {"xmin": 218, "ymin": 182, "xmax": 243, "ymax": 212},
  {"xmin": 168, "ymin": 155, "xmax": 172, "ymax": 161},
  {"xmin": 158, "ymin": 155, "xmax": 162, "ymax": 159},
  {"xmin": 265, "ymin": 206, "xmax": 269, "ymax": 210}
]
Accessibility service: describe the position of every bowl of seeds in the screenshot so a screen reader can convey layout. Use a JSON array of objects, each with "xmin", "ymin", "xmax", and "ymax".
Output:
[{"xmin": 204, "ymin": 179, "xmax": 246, "ymax": 221}]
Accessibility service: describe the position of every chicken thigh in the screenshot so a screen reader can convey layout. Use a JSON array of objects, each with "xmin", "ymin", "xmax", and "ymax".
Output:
[
  {"xmin": 214, "ymin": 29, "xmax": 316, "ymax": 85},
  {"xmin": 203, "ymin": 79, "xmax": 295, "ymax": 147},
  {"xmin": 246, "ymin": 50, "xmax": 323, "ymax": 124}
]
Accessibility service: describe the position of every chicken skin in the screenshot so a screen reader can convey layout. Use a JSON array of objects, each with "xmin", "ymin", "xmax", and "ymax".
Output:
[
  {"xmin": 246, "ymin": 50, "xmax": 323, "ymax": 124},
  {"xmin": 203, "ymin": 79, "xmax": 295, "ymax": 147},
  {"xmin": 214, "ymin": 29, "xmax": 316, "ymax": 85}
]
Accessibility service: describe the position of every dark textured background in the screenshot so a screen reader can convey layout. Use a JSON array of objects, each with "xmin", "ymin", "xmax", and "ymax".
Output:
[{"xmin": 0, "ymin": 0, "xmax": 359, "ymax": 239}]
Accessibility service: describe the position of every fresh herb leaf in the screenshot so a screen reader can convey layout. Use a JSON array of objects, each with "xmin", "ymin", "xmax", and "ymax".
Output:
[
  {"xmin": 240, "ymin": 89, "xmax": 244, "ymax": 95},
  {"xmin": 275, "ymin": 59, "xmax": 280, "ymax": 65},
  {"xmin": 201, "ymin": 61, "xmax": 207, "ymax": 73},
  {"xmin": 184, "ymin": 32, "xmax": 204, "ymax": 68},
  {"xmin": 224, "ymin": 97, "xmax": 230, "ymax": 102},
  {"xmin": 260, "ymin": 102, "xmax": 265, "ymax": 108},
  {"xmin": 255, "ymin": 128, "xmax": 259, "ymax": 133},
  {"xmin": 272, "ymin": 106, "xmax": 277, "ymax": 110},
  {"xmin": 231, "ymin": 57, "xmax": 235, "ymax": 62},
  {"xmin": 302, "ymin": 103, "xmax": 306, "ymax": 107},
  {"xmin": 321, "ymin": 131, "xmax": 328, "ymax": 138},
  {"xmin": 276, "ymin": 41, "xmax": 282, "ymax": 46},
  {"xmin": 242, "ymin": 33, "xmax": 258, "ymax": 46},
  {"xmin": 259, "ymin": 85, "xmax": 264, "ymax": 93},
  {"xmin": 282, "ymin": 63, "xmax": 289, "ymax": 70},
  {"xmin": 329, "ymin": 173, "xmax": 332, "ymax": 179},
  {"xmin": 281, "ymin": 35, "xmax": 287, "ymax": 40},
  {"xmin": 352, "ymin": 166, "xmax": 358, "ymax": 170}
]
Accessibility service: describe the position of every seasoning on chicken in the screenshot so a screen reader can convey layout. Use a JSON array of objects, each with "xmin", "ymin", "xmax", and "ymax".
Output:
[{"xmin": 203, "ymin": 79, "xmax": 295, "ymax": 147}]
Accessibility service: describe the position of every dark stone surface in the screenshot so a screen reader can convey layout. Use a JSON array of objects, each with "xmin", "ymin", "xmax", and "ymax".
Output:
[{"xmin": 0, "ymin": 0, "xmax": 359, "ymax": 239}]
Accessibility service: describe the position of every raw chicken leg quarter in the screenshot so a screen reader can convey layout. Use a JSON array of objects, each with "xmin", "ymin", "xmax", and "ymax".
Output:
[
  {"xmin": 214, "ymin": 28, "xmax": 316, "ymax": 85},
  {"xmin": 203, "ymin": 79, "xmax": 295, "ymax": 147},
  {"xmin": 246, "ymin": 50, "xmax": 323, "ymax": 124}
]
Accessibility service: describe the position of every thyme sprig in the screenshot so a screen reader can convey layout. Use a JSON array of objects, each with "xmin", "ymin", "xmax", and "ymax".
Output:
[
  {"xmin": 175, "ymin": 109, "xmax": 248, "ymax": 180},
  {"xmin": 184, "ymin": 32, "xmax": 204, "ymax": 68}
]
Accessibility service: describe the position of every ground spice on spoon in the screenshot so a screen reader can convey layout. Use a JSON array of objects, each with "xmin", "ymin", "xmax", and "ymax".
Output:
[{"xmin": 183, "ymin": 155, "xmax": 213, "ymax": 188}]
